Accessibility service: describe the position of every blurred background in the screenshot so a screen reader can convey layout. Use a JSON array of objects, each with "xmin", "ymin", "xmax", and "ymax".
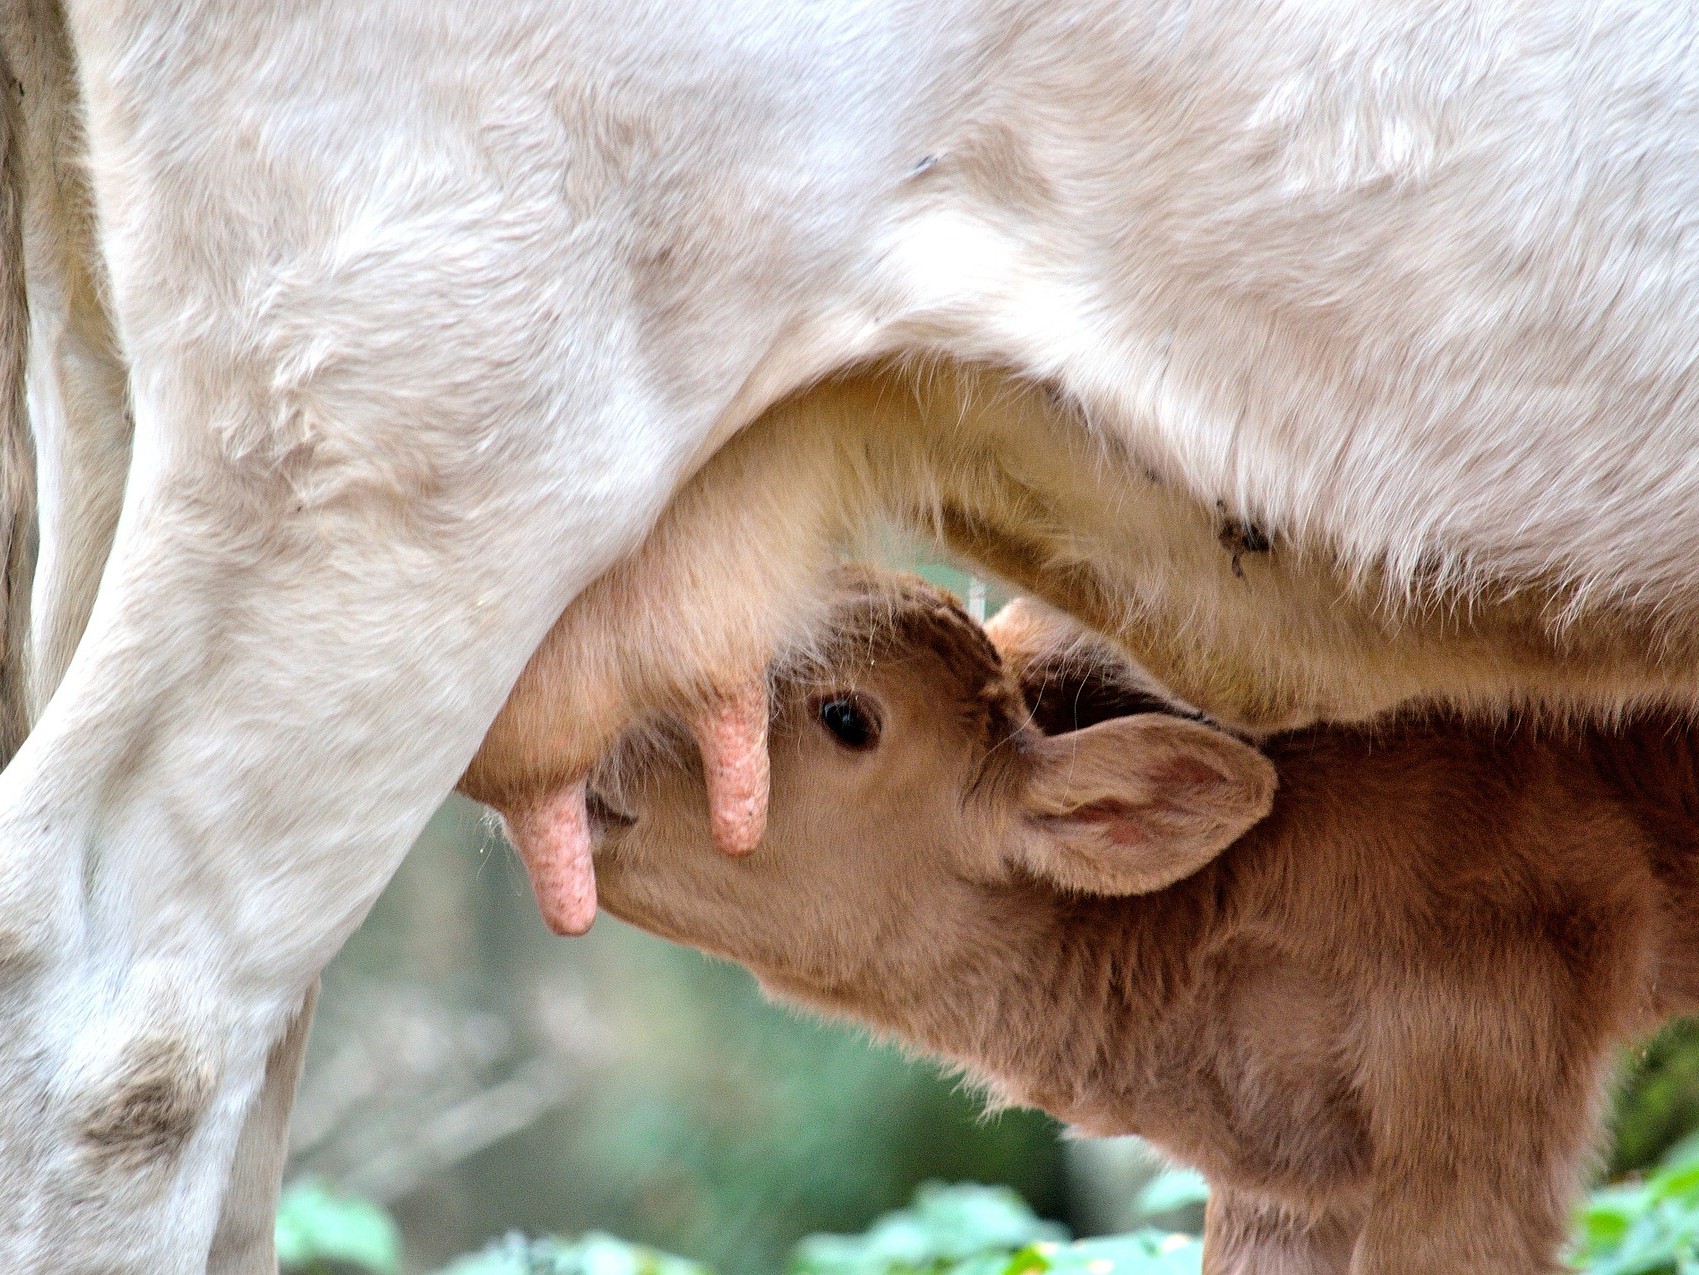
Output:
[{"xmin": 282, "ymin": 547, "xmax": 1699, "ymax": 1274}]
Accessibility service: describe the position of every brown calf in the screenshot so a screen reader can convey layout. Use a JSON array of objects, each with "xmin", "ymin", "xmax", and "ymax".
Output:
[{"xmin": 573, "ymin": 570, "xmax": 1699, "ymax": 1273}]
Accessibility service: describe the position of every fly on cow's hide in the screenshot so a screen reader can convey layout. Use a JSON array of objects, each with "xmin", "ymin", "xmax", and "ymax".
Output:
[{"xmin": 1216, "ymin": 501, "xmax": 1271, "ymax": 578}]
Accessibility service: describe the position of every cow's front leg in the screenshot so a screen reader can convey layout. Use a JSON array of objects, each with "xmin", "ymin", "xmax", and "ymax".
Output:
[
  {"xmin": 0, "ymin": 371, "xmax": 706, "ymax": 1270},
  {"xmin": 206, "ymin": 984, "xmax": 317, "ymax": 1275}
]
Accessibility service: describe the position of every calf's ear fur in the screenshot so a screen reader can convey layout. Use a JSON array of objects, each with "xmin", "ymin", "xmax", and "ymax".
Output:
[{"xmin": 1013, "ymin": 715, "xmax": 1276, "ymax": 895}]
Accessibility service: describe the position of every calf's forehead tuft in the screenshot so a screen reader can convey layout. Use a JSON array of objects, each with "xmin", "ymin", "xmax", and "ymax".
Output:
[{"xmin": 989, "ymin": 598, "xmax": 1204, "ymax": 735}]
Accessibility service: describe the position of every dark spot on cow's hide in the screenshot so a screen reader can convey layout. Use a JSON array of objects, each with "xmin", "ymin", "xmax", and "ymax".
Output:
[{"xmin": 79, "ymin": 1036, "xmax": 216, "ymax": 1173}]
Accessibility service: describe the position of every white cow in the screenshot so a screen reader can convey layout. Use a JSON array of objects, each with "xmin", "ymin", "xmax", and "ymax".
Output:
[{"xmin": 10, "ymin": 0, "xmax": 1699, "ymax": 1270}]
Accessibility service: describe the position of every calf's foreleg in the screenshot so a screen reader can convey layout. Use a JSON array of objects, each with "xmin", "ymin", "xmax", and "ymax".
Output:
[
  {"xmin": 1201, "ymin": 1190, "xmax": 1359, "ymax": 1275},
  {"xmin": 1349, "ymin": 970, "xmax": 1622, "ymax": 1274}
]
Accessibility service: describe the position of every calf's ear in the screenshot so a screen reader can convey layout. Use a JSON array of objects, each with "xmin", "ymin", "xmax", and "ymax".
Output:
[{"xmin": 1013, "ymin": 715, "xmax": 1276, "ymax": 895}]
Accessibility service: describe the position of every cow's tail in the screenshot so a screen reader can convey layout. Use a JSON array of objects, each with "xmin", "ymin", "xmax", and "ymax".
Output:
[{"xmin": 0, "ymin": 46, "xmax": 35, "ymax": 766}]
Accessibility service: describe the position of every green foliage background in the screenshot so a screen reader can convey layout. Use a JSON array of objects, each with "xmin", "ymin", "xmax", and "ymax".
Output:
[
  {"xmin": 1612, "ymin": 1021, "xmax": 1699, "ymax": 1178},
  {"xmin": 282, "ymin": 1140, "xmax": 1699, "ymax": 1275}
]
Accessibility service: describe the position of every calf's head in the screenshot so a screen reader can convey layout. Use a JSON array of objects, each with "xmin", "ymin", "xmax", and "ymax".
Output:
[{"xmin": 589, "ymin": 569, "xmax": 1276, "ymax": 993}]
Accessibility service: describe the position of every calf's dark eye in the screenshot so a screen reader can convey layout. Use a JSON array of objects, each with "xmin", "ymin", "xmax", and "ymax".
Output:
[{"xmin": 817, "ymin": 695, "xmax": 880, "ymax": 750}]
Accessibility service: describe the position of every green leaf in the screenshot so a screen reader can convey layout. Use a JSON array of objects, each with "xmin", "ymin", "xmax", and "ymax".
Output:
[
  {"xmin": 1057, "ymin": 1231, "xmax": 1204, "ymax": 1274},
  {"xmin": 788, "ymin": 1182, "xmax": 1067, "ymax": 1273},
  {"xmin": 437, "ymin": 1232, "xmax": 710, "ymax": 1275},
  {"xmin": 1132, "ymin": 1170, "xmax": 1210, "ymax": 1220},
  {"xmin": 1652, "ymin": 1165, "xmax": 1699, "ymax": 1206},
  {"xmin": 275, "ymin": 1180, "xmax": 401, "ymax": 1274},
  {"xmin": 1662, "ymin": 1131, "xmax": 1699, "ymax": 1173},
  {"xmin": 1001, "ymin": 1245, "xmax": 1053, "ymax": 1274}
]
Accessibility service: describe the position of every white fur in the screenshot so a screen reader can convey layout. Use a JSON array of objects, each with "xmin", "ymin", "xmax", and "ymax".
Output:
[{"xmin": 8, "ymin": 0, "xmax": 1699, "ymax": 1267}]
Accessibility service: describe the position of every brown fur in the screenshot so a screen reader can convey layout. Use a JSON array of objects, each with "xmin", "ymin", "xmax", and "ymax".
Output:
[
  {"xmin": 0, "ymin": 38, "xmax": 33, "ymax": 765},
  {"xmin": 78, "ymin": 1035, "xmax": 216, "ymax": 1174},
  {"xmin": 582, "ymin": 572, "xmax": 1699, "ymax": 1274}
]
